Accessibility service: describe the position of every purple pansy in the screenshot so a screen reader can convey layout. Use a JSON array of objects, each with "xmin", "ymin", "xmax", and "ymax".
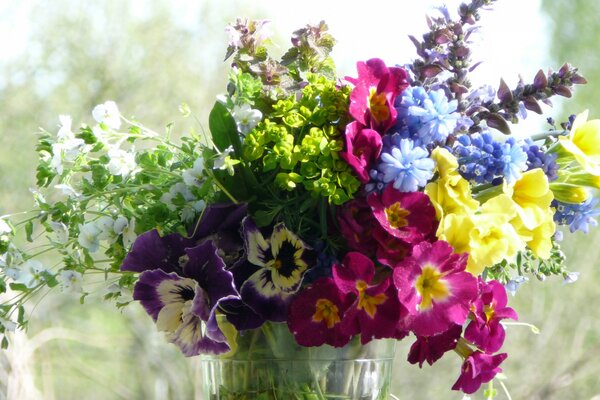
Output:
[
  {"xmin": 125, "ymin": 237, "xmax": 237, "ymax": 356},
  {"xmin": 233, "ymin": 218, "xmax": 316, "ymax": 322}
]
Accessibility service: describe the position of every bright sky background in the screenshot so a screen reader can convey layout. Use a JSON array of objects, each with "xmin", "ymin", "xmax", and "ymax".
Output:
[{"xmin": 0, "ymin": 0, "xmax": 549, "ymax": 128}]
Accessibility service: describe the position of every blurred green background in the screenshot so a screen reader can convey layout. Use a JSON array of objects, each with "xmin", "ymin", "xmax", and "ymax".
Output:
[{"xmin": 1, "ymin": 0, "xmax": 599, "ymax": 399}]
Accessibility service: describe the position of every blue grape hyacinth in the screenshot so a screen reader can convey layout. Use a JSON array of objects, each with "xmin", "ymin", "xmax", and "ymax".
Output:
[{"xmin": 395, "ymin": 86, "xmax": 460, "ymax": 146}]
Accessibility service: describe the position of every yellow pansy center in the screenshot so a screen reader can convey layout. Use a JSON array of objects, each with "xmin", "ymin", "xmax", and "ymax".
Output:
[
  {"xmin": 385, "ymin": 202, "xmax": 410, "ymax": 229},
  {"xmin": 356, "ymin": 280, "xmax": 387, "ymax": 318},
  {"xmin": 312, "ymin": 299, "xmax": 341, "ymax": 329},
  {"xmin": 415, "ymin": 264, "xmax": 449, "ymax": 310},
  {"xmin": 368, "ymin": 87, "xmax": 390, "ymax": 123}
]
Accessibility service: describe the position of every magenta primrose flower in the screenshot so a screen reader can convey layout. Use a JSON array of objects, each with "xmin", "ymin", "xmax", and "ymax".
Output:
[
  {"xmin": 452, "ymin": 351, "xmax": 508, "ymax": 394},
  {"xmin": 340, "ymin": 121, "xmax": 382, "ymax": 183},
  {"xmin": 407, "ymin": 323, "xmax": 462, "ymax": 368},
  {"xmin": 465, "ymin": 279, "xmax": 518, "ymax": 353},
  {"xmin": 372, "ymin": 226, "xmax": 412, "ymax": 267},
  {"xmin": 346, "ymin": 58, "xmax": 408, "ymax": 133},
  {"xmin": 287, "ymin": 278, "xmax": 353, "ymax": 347},
  {"xmin": 333, "ymin": 252, "xmax": 406, "ymax": 344},
  {"xmin": 393, "ymin": 241, "xmax": 478, "ymax": 336},
  {"xmin": 368, "ymin": 185, "xmax": 437, "ymax": 244}
]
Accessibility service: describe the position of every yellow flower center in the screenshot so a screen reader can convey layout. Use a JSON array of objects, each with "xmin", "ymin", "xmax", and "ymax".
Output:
[
  {"xmin": 484, "ymin": 304, "xmax": 495, "ymax": 322},
  {"xmin": 356, "ymin": 280, "xmax": 387, "ymax": 318},
  {"xmin": 312, "ymin": 298, "xmax": 341, "ymax": 329},
  {"xmin": 368, "ymin": 87, "xmax": 390, "ymax": 123},
  {"xmin": 385, "ymin": 202, "xmax": 410, "ymax": 229},
  {"xmin": 415, "ymin": 264, "xmax": 449, "ymax": 310}
]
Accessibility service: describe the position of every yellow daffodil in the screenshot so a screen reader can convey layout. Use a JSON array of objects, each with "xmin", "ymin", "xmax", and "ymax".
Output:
[
  {"xmin": 425, "ymin": 148, "xmax": 479, "ymax": 222},
  {"xmin": 505, "ymin": 168, "xmax": 554, "ymax": 229},
  {"xmin": 558, "ymin": 110, "xmax": 600, "ymax": 175}
]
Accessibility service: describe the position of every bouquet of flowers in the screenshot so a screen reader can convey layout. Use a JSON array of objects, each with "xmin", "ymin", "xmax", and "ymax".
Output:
[{"xmin": 0, "ymin": 0, "xmax": 596, "ymax": 398}]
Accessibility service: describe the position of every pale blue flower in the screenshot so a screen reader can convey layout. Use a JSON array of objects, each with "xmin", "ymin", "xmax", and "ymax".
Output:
[{"xmin": 376, "ymin": 138, "xmax": 435, "ymax": 192}]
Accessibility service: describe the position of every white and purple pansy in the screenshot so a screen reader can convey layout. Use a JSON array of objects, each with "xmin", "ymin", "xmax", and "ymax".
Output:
[
  {"xmin": 121, "ymin": 226, "xmax": 262, "ymax": 356},
  {"xmin": 232, "ymin": 218, "xmax": 316, "ymax": 322}
]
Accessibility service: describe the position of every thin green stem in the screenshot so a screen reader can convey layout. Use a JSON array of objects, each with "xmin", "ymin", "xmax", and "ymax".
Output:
[
  {"xmin": 205, "ymin": 169, "xmax": 238, "ymax": 204},
  {"xmin": 531, "ymin": 129, "xmax": 567, "ymax": 142}
]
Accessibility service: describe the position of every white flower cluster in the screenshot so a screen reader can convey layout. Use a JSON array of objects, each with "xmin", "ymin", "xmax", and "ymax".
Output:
[{"xmin": 77, "ymin": 215, "xmax": 137, "ymax": 253}]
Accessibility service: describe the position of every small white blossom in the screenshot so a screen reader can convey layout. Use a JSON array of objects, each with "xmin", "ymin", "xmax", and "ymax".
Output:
[
  {"xmin": 6, "ymin": 260, "xmax": 48, "ymax": 288},
  {"xmin": 54, "ymin": 183, "xmax": 82, "ymax": 199},
  {"xmin": 107, "ymin": 148, "xmax": 137, "ymax": 178},
  {"xmin": 78, "ymin": 222, "xmax": 102, "ymax": 252},
  {"xmin": 232, "ymin": 104, "xmax": 262, "ymax": 134},
  {"xmin": 57, "ymin": 115, "xmax": 74, "ymax": 140},
  {"xmin": 180, "ymin": 200, "xmax": 206, "ymax": 223},
  {"xmin": 505, "ymin": 275, "xmax": 529, "ymax": 296},
  {"xmin": 95, "ymin": 216, "xmax": 116, "ymax": 241},
  {"xmin": 563, "ymin": 271, "xmax": 580, "ymax": 285},
  {"xmin": 160, "ymin": 182, "xmax": 195, "ymax": 211},
  {"xmin": 58, "ymin": 270, "xmax": 83, "ymax": 292},
  {"xmin": 0, "ymin": 218, "xmax": 12, "ymax": 234},
  {"xmin": 92, "ymin": 100, "xmax": 122, "ymax": 130},
  {"xmin": 213, "ymin": 146, "xmax": 239, "ymax": 175},
  {"xmin": 49, "ymin": 221, "xmax": 69, "ymax": 245},
  {"xmin": 182, "ymin": 157, "xmax": 205, "ymax": 187},
  {"xmin": 113, "ymin": 217, "xmax": 136, "ymax": 248},
  {"xmin": 50, "ymin": 136, "xmax": 86, "ymax": 175}
]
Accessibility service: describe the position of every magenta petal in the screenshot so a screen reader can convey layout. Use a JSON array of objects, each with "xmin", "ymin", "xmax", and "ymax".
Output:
[
  {"xmin": 287, "ymin": 278, "xmax": 352, "ymax": 347},
  {"xmin": 407, "ymin": 324, "xmax": 462, "ymax": 367},
  {"xmin": 340, "ymin": 122, "xmax": 382, "ymax": 183},
  {"xmin": 333, "ymin": 252, "xmax": 375, "ymax": 294},
  {"xmin": 452, "ymin": 352, "xmax": 508, "ymax": 394},
  {"xmin": 337, "ymin": 197, "xmax": 379, "ymax": 256},
  {"xmin": 368, "ymin": 187, "xmax": 437, "ymax": 244}
]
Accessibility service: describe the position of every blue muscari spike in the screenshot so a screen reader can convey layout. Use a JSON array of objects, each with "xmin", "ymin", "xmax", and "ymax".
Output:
[{"xmin": 553, "ymin": 197, "xmax": 600, "ymax": 234}]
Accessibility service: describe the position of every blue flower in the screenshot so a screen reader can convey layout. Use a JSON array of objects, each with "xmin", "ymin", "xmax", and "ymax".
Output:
[
  {"xmin": 396, "ymin": 87, "xmax": 460, "ymax": 145},
  {"xmin": 371, "ymin": 136, "xmax": 435, "ymax": 192},
  {"xmin": 453, "ymin": 133, "xmax": 528, "ymax": 184},
  {"xmin": 500, "ymin": 137, "xmax": 528, "ymax": 184},
  {"xmin": 554, "ymin": 197, "xmax": 600, "ymax": 234},
  {"xmin": 523, "ymin": 139, "xmax": 559, "ymax": 181}
]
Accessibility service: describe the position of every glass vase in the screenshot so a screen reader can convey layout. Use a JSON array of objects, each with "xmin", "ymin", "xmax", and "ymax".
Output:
[{"xmin": 200, "ymin": 322, "xmax": 396, "ymax": 400}]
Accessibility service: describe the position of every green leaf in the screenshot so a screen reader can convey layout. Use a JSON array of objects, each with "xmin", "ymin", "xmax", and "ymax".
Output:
[
  {"xmin": 1, "ymin": 336, "xmax": 8, "ymax": 349},
  {"xmin": 208, "ymin": 101, "xmax": 241, "ymax": 154},
  {"xmin": 25, "ymin": 221, "xmax": 34, "ymax": 242},
  {"xmin": 9, "ymin": 283, "xmax": 29, "ymax": 292},
  {"xmin": 0, "ymin": 278, "xmax": 5, "ymax": 294},
  {"xmin": 17, "ymin": 305, "xmax": 25, "ymax": 325},
  {"xmin": 179, "ymin": 102, "xmax": 191, "ymax": 117}
]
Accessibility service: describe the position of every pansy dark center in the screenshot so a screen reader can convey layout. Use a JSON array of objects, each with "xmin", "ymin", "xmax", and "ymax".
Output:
[
  {"xmin": 174, "ymin": 283, "xmax": 196, "ymax": 301},
  {"xmin": 272, "ymin": 240, "xmax": 301, "ymax": 278}
]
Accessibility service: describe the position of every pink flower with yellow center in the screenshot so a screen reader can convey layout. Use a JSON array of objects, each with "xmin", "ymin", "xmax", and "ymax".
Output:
[
  {"xmin": 333, "ymin": 252, "xmax": 405, "ymax": 344},
  {"xmin": 346, "ymin": 58, "xmax": 409, "ymax": 133},
  {"xmin": 393, "ymin": 241, "xmax": 478, "ymax": 336},
  {"xmin": 465, "ymin": 279, "xmax": 518, "ymax": 353},
  {"xmin": 340, "ymin": 121, "xmax": 382, "ymax": 183},
  {"xmin": 368, "ymin": 185, "xmax": 437, "ymax": 244},
  {"xmin": 287, "ymin": 278, "xmax": 353, "ymax": 347}
]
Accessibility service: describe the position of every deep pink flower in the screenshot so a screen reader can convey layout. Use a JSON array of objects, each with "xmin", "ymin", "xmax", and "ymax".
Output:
[
  {"xmin": 368, "ymin": 185, "xmax": 437, "ymax": 244},
  {"xmin": 337, "ymin": 197, "xmax": 379, "ymax": 256},
  {"xmin": 393, "ymin": 241, "xmax": 478, "ymax": 336},
  {"xmin": 333, "ymin": 252, "xmax": 405, "ymax": 344},
  {"xmin": 407, "ymin": 324, "xmax": 462, "ymax": 368},
  {"xmin": 287, "ymin": 278, "xmax": 353, "ymax": 347},
  {"xmin": 346, "ymin": 58, "xmax": 409, "ymax": 132},
  {"xmin": 465, "ymin": 279, "xmax": 518, "ymax": 353},
  {"xmin": 452, "ymin": 351, "xmax": 508, "ymax": 394},
  {"xmin": 372, "ymin": 226, "xmax": 412, "ymax": 267},
  {"xmin": 340, "ymin": 121, "xmax": 382, "ymax": 183}
]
